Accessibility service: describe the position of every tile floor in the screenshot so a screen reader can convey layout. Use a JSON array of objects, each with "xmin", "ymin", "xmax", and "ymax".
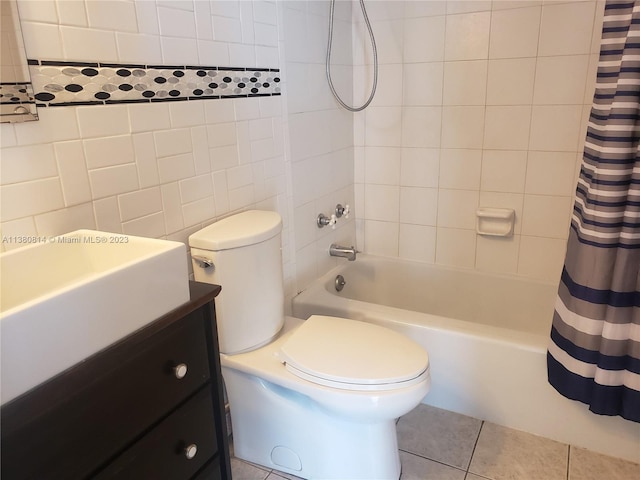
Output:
[{"xmin": 230, "ymin": 404, "xmax": 640, "ymax": 480}]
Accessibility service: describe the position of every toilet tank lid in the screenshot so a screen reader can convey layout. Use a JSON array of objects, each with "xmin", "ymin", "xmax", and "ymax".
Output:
[{"xmin": 189, "ymin": 210, "xmax": 282, "ymax": 251}]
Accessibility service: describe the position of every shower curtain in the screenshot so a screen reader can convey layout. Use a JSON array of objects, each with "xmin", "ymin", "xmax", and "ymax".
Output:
[{"xmin": 547, "ymin": 0, "xmax": 640, "ymax": 423}]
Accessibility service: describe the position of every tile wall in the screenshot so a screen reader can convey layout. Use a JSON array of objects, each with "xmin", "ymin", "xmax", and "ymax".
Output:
[
  {"xmin": 280, "ymin": 0, "xmax": 357, "ymax": 293},
  {"xmin": 353, "ymin": 0, "xmax": 605, "ymax": 282},
  {"xmin": 0, "ymin": 0, "xmax": 297, "ymax": 297}
]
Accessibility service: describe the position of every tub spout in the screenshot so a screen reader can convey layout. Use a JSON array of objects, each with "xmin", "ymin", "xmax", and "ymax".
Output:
[{"xmin": 329, "ymin": 243, "xmax": 358, "ymax": 261}]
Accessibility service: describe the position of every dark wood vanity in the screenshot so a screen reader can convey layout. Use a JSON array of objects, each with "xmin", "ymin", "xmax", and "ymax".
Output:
[{"xmin": 1, "ymin": 282, "xmax": 231, "ymax": 480}]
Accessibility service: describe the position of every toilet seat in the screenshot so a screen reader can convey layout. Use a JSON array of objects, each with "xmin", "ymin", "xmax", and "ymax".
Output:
[{"xmin": 278, "ymin": 315, "xmax": 429, "ymax": 391}]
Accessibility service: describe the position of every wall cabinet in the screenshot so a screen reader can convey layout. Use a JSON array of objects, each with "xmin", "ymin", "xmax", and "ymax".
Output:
[{"xmin": 1, "ymin": 282, "xmax": 230, "ymax": 480}]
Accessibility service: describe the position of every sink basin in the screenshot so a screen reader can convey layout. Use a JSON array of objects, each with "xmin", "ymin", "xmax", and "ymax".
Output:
[{"xmin": 1, "ymin": 230, "xmax": 190, "ymax": 405}]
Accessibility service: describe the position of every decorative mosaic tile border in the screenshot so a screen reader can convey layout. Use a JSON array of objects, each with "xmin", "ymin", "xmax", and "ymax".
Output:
[
  {"xmin": 28, "ymin": 60, "xmax": 282, "ymax": 107},
  {"xmin": 0, "ymin": 82, "xmax": 36, "ymax": 105}
]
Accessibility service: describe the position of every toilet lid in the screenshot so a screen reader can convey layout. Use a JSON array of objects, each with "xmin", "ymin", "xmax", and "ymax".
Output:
[{"xmin": 278, "ymin": 316, "xmax": 429, "ymax": 391}]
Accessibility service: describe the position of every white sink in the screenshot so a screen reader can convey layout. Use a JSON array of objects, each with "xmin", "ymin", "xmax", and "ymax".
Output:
[{"xmin": 0, "ymin": 230, "xmax": 190, "ymax": 405}]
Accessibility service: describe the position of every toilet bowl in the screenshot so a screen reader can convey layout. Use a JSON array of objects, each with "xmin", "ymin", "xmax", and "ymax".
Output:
[{"xmin": 189, "ymin": 211, "xmax": 430, "ymax": 479}]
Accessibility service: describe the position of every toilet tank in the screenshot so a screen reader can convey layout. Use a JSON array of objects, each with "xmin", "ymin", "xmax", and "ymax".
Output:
[{"xmin": 189, "ymin": 210, "xmax": 284, "ymax": 354}]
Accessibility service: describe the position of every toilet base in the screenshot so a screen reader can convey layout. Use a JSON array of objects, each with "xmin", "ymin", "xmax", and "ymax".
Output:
[{"xmin": 224, "ymin": 367, "xmax": 402, "ymax": 480}]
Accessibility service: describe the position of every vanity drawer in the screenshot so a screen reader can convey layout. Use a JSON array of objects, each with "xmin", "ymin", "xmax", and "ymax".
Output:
[
  {"xmin": 1, "ymin": 308, "xmax": 211, "ymax": 479},
  {"xmin": 95, "ymin": 387, "xmax": 217, "ymax": 479}
]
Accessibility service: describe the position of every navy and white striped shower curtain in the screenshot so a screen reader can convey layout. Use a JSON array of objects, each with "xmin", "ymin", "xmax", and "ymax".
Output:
[{"xmin": 547, "ymin": 0, "xmax": 640, "ymax": 423}]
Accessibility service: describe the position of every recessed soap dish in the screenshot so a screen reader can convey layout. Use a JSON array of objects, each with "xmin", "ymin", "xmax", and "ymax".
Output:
[{"xmin": 476, "ymin": 208, "xmax": 515, "ymax": 237}]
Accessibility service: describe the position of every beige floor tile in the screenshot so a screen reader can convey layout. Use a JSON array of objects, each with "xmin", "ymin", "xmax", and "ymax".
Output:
[
  {"xmin": 469, "ymin": 422, "xmax": 568, "ymax": 480},
  {"xmin": 465, "ymin": 475, "xmax": 491, "ymax": 480},
  {"xmin": 397, "ymin": 404, "xmax": 483, "ymax": 470},
  {"xmin": 568, "ymin": 446, "xmax": 640, "ymax": 480},
  {"xmin": 230, "ymin": 457, "xmax": 271, "ymax": 480},
  {"xmin": 400, "ymin": 451, "xmax": 466, "ymax": 480}
]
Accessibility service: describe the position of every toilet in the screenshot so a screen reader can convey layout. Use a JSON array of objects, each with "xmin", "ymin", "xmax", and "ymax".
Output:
[{"xmin": 189, "ymin": 210, "xmax": 430, "ymax": 480}]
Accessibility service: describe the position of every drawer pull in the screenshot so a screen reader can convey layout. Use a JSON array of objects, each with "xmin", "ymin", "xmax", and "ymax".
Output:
[
  {"xmin": 173, "ymin": 363, "xmax": 188, "ymax": 379},
  {"xmin": 184, "ymin": 443, "xmax": 198, "ymax": 460}
]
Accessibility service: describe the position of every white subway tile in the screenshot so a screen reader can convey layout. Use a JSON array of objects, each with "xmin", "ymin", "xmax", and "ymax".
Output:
[
  {"xmin": 56, "ymin": 0, "xmax": 87, "ymax": 26},
  {"xmin": 212, "ymin": 171, "xmax": 230, "ymax": 216},
  {"xmin": 84, "ymin": 135, "xmax": 135, "ymax": 170},
  {"xmin": 204, "ymin": 99, "xmax": 236, "ymax": 124},
  {"xmin": 20, "ymin": 22, "xmax": 63, "ymax": 59},
  {"xmin": 169, "ymin": 102, "xmax": 205, "ymax": 129},
  {"xmin": 128, "ymin": 103, "xmax": 171, "ymax": 134},
  {"xmin": 228, "ymin": 185, "xmax": 255, "ymax": 211},
  {"xmin": 207, "ymin": 122, "xmax": 238, "ymax": 147},
  {"xmin": 161, "ymin": 37, "xmax": 198, "ymax": 64},
  {"xmin": 15, "ymin": 107, "xmax": 79, "ymax": 145},
  {"xmin": 0, "ymin": 144, "xmax": 57, "ymax": 185},
  {"xmin": 198, "ymin": 40, "xmax": 230, "ymax": 66},
  {"xmin": 35, "ymin": 203, "xmax": 96, "ymax": 237},
  {"xmin": 191, "ymin": 126, "xmax": 211, "ymax": 176},
  {"xmin": 85, "ymin": 0, "xmax": 137, "ymax": 32},
  {"xmin": 160, "ymin": 182, "xmax": 184, "ymax": 234},
  {"xmin": 93, "ymin": 196, "xmax": 122, "ymax": 233},
  {"xmin": 118, "ymin": 187, "xmax": 162, "ymax": 223},
  {"xmin": 122, "ymin": 212, "xmax": 166, "ymax": 238},
  {"xmin": 403, "ymin": 63, "xmax": 444, "ymax": 106},
  {"xmin": 135, "ymin": 0, "xmax": 160, "ymax": 35},
  {"xmin": 1, "ymin": 177, "xmax": 64, "ymax": 222},
  {"xmin": 193, "ymin": 0, "xmax": 213, "ymax": 39},
  {"xmin": 77, "ymin": 105, "xmax": 129, "ymax": 139},
  {"xmin": 88, "ymin": 164, "xmax": 139, "ymax": 199},
  {"xmin": 234, "ymin": 97, "xmax": 261, "ymax": 121},
  {"xmin": 213, "ymin": 15, "xmax": 243, "ymax": 43},
  {"xmin": 158, "ymin": 6, "xmax": 196, "ymax": 38},
  {"xmin": 157, "ymin": 153, "xmax": 196, "ymax": 183},
  {"xmin": 182, "ymin": 197, "xmax": 216, "ymax": 227},
  {"xmin": 116, "ymin": 33, "xmax": 162, "ymax": 65},
  {"xmin": 17, "ymin": 0, "xmax": 58, "ymax": 22},
  {"xmin": 55, "ymin": 141, "xmax": 92, "ymax": 207},
  {"xmin": 210, "ymin": 145, "xmax": 239, "ymax": 171},
  {"xmin": 154, "ymin": 129, "xmax": 192, "ymax": 158},
  {"xmin": 179, "ymin": 174, "xmax": 214, "ymax": 204},
  {"xmin": 60, "ymin": 26, "xmax": 118, "ymax": 62},
  {"xmin": 132, "ymin": 133, "xmax": 160, "ymax": 189}
]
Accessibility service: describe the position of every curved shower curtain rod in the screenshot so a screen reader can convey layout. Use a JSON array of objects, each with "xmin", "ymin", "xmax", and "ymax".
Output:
[{"xmin": 326, "ymin": 0, "xmax": 378, "ymax": 112}]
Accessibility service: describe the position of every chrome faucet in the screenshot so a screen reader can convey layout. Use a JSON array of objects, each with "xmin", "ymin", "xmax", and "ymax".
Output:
[{"xmin": 329, "ymin": 243, "xmax": 358, "ymax": 261}]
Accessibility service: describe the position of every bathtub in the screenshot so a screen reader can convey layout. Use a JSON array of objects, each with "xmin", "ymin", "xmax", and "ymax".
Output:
[{"xmin": 292, "ymin": 255, "xmax": 640, "ymax": 463}]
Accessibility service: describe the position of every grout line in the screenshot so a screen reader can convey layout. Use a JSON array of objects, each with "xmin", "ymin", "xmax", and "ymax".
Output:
[
  {"xmin": 398, "ymin": 448, "xmax": 467, "ymax": 475},
  {"xmin": 566, "ymin": 445, "xmax": 572, "ymax": 480},
  {"xmin": 467, "ymin": 420, "xmax": 485, "ymax": 474}
]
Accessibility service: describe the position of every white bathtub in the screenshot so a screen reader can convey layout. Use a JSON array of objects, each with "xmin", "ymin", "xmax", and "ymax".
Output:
[{"xmin": 292, "ymin": 255, "xmax": 640, "ymax": 463}]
